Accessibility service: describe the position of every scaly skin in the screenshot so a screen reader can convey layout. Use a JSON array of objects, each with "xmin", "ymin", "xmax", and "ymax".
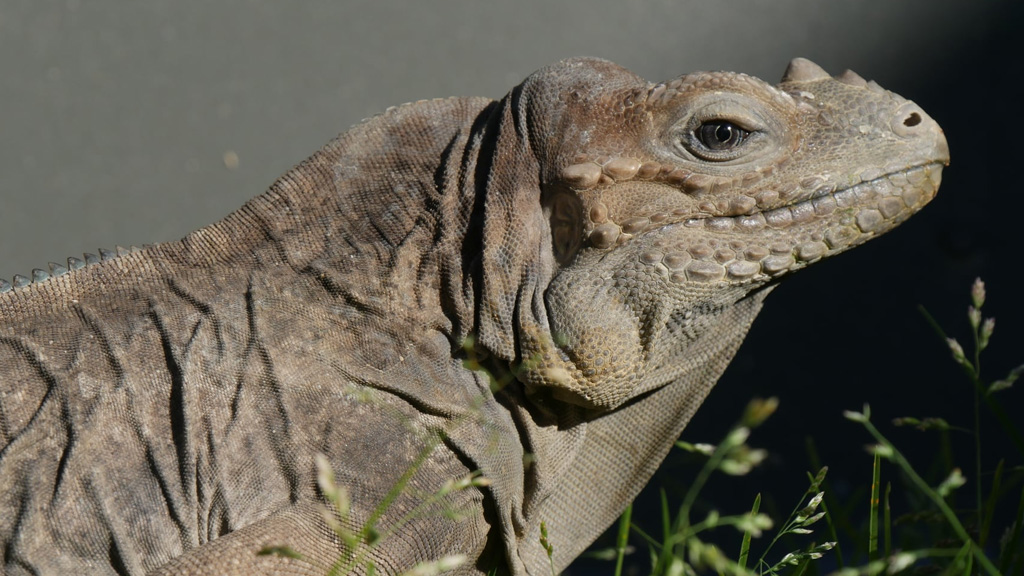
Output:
[
  {"xmin": 0, "ymin": 58, "xmax": 947, "ymax": 575},
  {"xmin": 508, "ymin": 58, "xmax": 948, "ymax": 410}
]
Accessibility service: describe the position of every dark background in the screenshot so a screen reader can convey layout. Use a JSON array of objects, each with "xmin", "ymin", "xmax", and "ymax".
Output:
[{"xmin": 2, "ymin": 1, "xmax": 1021, "ymax": 572}]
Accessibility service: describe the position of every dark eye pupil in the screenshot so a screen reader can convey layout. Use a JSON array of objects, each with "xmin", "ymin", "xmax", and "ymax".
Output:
[{"xmin": 697, "ymin": 121, "xmax": 747, "ymax": 151}]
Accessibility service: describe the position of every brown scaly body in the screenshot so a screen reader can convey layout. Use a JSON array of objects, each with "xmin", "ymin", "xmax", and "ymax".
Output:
[{"xmin": 0, "ymin": 58, "xmax": 947, "ymax": 574}]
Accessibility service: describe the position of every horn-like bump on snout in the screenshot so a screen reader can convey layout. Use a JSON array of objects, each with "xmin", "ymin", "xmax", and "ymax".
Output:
[
  {"xmin": 834, "ymin": 69, "xmax": 869, "ymax": 87},
  {"xmin": 781, "ymin": 57, "xmax": 831, "ymax": 83}
]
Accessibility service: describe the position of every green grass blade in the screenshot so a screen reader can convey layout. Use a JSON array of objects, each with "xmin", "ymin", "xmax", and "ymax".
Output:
[
  {"xmin": 857, "ymin": 413, "xmax": 1001, "ymax": 575},
  {"xmin": 614, "ymin": 504, "xmax": 632, "ymax": 576},
  {"xmin": 627, "ymin": 523, "xmax": 660, "ymax": 550},
  {"xmin": 653, "ymin": 488, "xmax": 670, "ymax": 576},
  {"xmin": 328, "ymin": 434, "xmax": 440, "ymax": 576},
  {"xmin": 940, "ymin": 428, "xmax": 954, "ymax": 489},
  {"xmin": 884, "ymin": 481, "xmax": 892, "ymax": 560},
  {"xmin": 949, "ymin": 541, "xmax": 972, "ymax": 575},
  {"xmin": 257, "ymin": 546, "xmax": 303, "ymax": 560},
  {"xmin": 981, "ymin": 392, "xmax": 1024, "ymax": 460},
  {"xmin": 363, "ymin": 435, "xmax": 439, "ymax": 537},
  {"xmin": 868, "ymin": 451, "xmax": 881, "ymax": 563},
  {"xmin": 660, "ymin": 488, "xmax": 670, "ymax": 545},
  {"xmin": 738, "ymin": 493, "xmax": 761, "ymax": 570},
  {"xmin": 979, "ymin": 459, "xmax": 1003, "ymax": 547},
  {"xmin": 1000, "ymin": 484, "xmax": 1024, "ymax": 575}
]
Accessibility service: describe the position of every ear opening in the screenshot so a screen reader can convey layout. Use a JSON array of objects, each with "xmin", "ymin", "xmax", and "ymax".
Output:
[{"xmin": 542, "ymin": 186, "xmax": 583, "ymax": 266}]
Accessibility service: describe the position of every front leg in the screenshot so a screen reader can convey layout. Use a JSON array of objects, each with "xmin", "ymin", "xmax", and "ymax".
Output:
[
  {"xmin": 151, "ymin": 481, "xmax": 496, "ymax": 576},
  {"xmin": 150, "ymin": 504, "xmax": 335, "ymax": 576}
]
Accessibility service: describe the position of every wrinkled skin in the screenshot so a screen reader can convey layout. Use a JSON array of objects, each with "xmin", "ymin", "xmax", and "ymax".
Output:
[{"xmin": 0, "ymin": 58, "xmax": 946, "ymax": 575}]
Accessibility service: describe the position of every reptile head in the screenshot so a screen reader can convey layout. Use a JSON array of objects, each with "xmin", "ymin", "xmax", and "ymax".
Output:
[{"xmin": 482, "ymin": 57, "xmax": 948, "ymax": 410}]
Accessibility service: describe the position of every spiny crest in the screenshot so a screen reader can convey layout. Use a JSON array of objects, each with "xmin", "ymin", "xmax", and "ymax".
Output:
[{"xmin": 0, "ymin": 246, "xmax": 144, "ymax": 293}]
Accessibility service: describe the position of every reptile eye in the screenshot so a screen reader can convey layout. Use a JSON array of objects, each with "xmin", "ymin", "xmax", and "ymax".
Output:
[
  {"xmin": 673, "ymin": 102, "xmax": 769, "ymax": 163},
  {"xmin": 696, "ymin": 121, "xmax": 749, "ymax": 151}
]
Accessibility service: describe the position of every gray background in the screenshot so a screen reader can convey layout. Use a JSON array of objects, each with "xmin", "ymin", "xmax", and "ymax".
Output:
[
  {"xmin": 2, "ymin": 0, "xmax": 1021, "ymax": 569},
  {"xmin": 0, "ymin": 0, "xmax": 1006, "ymax": 273}
]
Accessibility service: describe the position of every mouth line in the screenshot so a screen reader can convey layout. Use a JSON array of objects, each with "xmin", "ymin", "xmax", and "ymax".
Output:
[
  {"xmin": 677, "ymin": 160, "xmax": 944, "ymax": 233},
  {"xmin": 619, "ymin": 160, "xmax": 943, "ymax": 285},
  {"xmin": 584, "ymin": 161, "xmax": 943, "ymax": 253}
]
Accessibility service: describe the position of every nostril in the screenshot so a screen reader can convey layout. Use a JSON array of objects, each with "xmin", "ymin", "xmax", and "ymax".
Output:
[{"xmin": 892, "ymin": 103, "xmax": 927, "ymax": 137}]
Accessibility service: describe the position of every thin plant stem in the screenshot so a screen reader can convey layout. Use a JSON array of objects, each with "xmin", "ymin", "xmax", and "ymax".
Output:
[
  {"xmin": 329, "ymin": 435, "xmax": 440, "ymax": 576},
  {"xmin": 857, "ymin": 412, "xmax": 1000, "ymax": 576},
  {"xmin": 738, "ymin": 493, "xmax": 760, "ymax": 570},
  {"xmin": 971, "ymin": 315, "xmax": 984, "ymax": 528},
  {"xmin": 613, "ymin": 504, "xmax": 632, "ymax": 576},
  {"xmin": 628, "ymin": 523, "xmax": 660, "ymax": 551},
  {"xmin": 656, "ymin": 431, "xmax": 744, "ymax": 572},
  {"xmin": 805, "ymin": 439, "xmax": 845, "ymax": 569},
  {"xmin": 919, "ymin": 305, "xmax": 1024, "ymax": 459},
  {"xmin": 868, "ymin": 452, "xmax": 880, "ymax": 563}
]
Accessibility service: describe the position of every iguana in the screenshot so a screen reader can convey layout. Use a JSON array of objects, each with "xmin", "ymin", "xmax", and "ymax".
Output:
[{"xmin": 0, "ymin": 57, "xmax": 947, "ymax": 575}]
